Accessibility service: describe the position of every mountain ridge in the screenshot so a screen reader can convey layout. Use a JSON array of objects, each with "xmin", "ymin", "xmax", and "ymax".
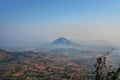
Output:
[
  {"xmin": 39, "ymin": 37, "xmax": 82, "ymax": 51},
  {"xmin": 52, "ymin": 37, "xmax": 81, "ymax": 46}
]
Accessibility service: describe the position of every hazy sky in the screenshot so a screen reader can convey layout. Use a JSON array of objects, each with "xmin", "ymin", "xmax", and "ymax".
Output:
[{"xmin": 0, "ymin": 0, "xmax": 120, "ymax": 48}]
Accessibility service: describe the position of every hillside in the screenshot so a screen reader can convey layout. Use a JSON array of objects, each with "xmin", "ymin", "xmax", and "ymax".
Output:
[{"xmin": 0, "ymin": 49, "xmax": 95, "ymax": 80}]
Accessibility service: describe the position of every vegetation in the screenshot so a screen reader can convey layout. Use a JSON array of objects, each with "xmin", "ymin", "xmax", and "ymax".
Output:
[
  {"xmin": 94, "ymin": 52, "xmax": 120, "ymax": 80},
  {"xmin": 1, "ymin": 49, "xmax": 120, "ymax": 80}
]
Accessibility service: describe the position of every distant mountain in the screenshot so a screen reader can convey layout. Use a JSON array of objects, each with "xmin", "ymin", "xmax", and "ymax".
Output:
[
  {"xmin": 49, "ymin": 48, "xmax": 97, "ymax": 59},
  {"xmin": 40, "ymin": 37, "xmax": 82, "ymax": 51},
  {"xmin": 0, "ymin": 49, "xmax": 9, "ymax": 53},
  {"xmin": 52, "ymin": 37, "xmax": 72, "ymax": 45},
  {"xmin": 0, "ymin": 49, "xmax": 10, "ymax": 60},
  {"xmin": 50, "ymin": 48, "xmax": 92, "ymax": 55},
  {"xmin": 52, "ymin": 37, "xmax": 81, "ymax": 46}
]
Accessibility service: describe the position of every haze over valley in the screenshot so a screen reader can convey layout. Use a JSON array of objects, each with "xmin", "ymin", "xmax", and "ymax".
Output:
[{"xmin": 1, "ymin": 0, "xmax": 120, "ymax": 80}]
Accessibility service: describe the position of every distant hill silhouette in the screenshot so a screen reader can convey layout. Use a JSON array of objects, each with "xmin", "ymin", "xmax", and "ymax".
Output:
[
  {"xmin": 40, "ymin": 37, "xmax": 82, "ymax": 51},
  {"xmin": 52, "ymin": 37, "xmax": 81, "ymax": 47}
]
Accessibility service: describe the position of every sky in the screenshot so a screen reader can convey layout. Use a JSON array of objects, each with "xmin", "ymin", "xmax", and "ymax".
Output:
[{"xmin": 0, "ymin": 0, "xmax": 120, "ymax": 48}]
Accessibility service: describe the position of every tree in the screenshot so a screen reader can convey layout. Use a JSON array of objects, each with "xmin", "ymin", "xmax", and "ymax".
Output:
[{"xmin": 94, "ymin": 51, "xmax": 120, "ymax": 80}]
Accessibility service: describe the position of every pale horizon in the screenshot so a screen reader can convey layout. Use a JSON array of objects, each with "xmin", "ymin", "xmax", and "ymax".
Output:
[{"xmin": 1, "ymin": 0, "xmax": 120, "ymax": 48}]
